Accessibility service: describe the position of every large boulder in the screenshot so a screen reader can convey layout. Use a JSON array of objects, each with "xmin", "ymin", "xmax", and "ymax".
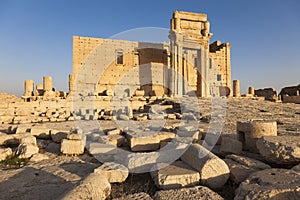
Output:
[
  {"xmin": 235, "ymin": 169, "xmax": 300, "ymax": 200},
  {"xmin": 256, "ymin": 136, "xmax": 300, "ymax": 165}
]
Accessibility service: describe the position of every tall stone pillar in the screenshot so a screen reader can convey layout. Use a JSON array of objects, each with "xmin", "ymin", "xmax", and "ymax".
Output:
[
  {"xmin": 248, "ymin": 86, "xmax": 255, "ymax": 96},
  {"xmin": 197, "ymin": 48, "xmax": 209, "ymax": 97},
  {"xmin": 233, "ymin": 80, "xmax": 240, "ymax": 97},
  {"xmin": 174, "ymin": 45, "xmax": 178, "ymax": 96},
  {"xmin": 24, "ymin": 80, "xmax": 34, "ymax": 96},
  {"xmin": 43, "ymin": 76, "xmax": 53, "ymax": 92},
  {"xmin": 177, "ymin": 45, "xmax": 183, "ymax": 97}
]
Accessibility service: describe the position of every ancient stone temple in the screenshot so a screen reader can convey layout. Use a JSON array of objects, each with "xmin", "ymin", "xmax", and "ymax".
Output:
[{"xmin": 69, "ymin": 10, "xmax": 231, "ymax": 97}]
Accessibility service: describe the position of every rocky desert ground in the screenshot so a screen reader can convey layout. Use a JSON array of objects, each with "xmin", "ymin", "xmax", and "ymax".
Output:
[{"xmin": 0, "ymin": 94, "xmax": 300, "ymax": 200}]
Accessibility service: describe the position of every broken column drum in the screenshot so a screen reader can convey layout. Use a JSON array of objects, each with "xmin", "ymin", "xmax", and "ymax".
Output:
[{"xmin": 237, "ymin": 120, "xmax": 277, "ymax": 153}]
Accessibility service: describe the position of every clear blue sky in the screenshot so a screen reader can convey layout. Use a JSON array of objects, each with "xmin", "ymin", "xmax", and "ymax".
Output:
[{"xmin": 0, "ymin": 0, "xmax": 299, "ymax": 96}]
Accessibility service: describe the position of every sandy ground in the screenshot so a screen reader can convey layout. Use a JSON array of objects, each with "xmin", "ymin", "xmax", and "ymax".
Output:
[{"xmin": 0, "ymin": 98, "xmax": 299, "ymax": 200}]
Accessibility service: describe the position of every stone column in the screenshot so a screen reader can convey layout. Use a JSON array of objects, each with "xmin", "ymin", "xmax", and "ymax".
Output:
[
  {"xmin": 43, "ymin": 76, "xmax": 52, "ymax": 92},
  {"xmin": 24, "ymin": 80, "xmax": 34, "ymax": 96},
  {"xmin": 174, "ymin": 45, "xmax": 178, "ymax": 96},
  {"xmin": 177, "ymin": 45, "xmax": 183, "ymax": 97},
  {"xmin": 233, "ymin": 80, "xmax": 240, "ymax": 97},
  {"xmin": 248, "ymin": 86, "xmax": 255, "ymax": 95}
]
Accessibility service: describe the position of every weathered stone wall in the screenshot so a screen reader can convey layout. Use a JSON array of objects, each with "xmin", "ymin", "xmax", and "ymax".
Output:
[
  {"xmin": 71, "ymin": 11, "xmax": 231, "ymax": 98},
  {"xmin": 279, "ymin": 84, "xmax": 300, "ymax": 96},
  {"xmin": 0, "ymin": 94, "xmax": 154, "ymax": 124},
  {"xmin": 209, "ymin": 41, "xmax": 231, "ymax": 92},
  {"xmin": 282, "ymin": 95, "xmax": 300, "ymax": 104},
  {"xmin": 72, "ymin": 36, "xmax": 169, "ymax": 97},
  {"xmin": 255, "ymin": 88, "xmax": 277, "ymax": 101}
]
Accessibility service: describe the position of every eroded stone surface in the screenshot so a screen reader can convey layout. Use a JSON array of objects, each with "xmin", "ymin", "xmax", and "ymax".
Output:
[
  {"xmin": 151, "ymin": 161, "xmax": 200, "ymax": 190},
  {"xmin": 61, "ymin": 172, "xmax": 111, "ymax": 200},
  {"xmin": 235, "ymin": 169, "xmax": 300, "ymax": 200},
  {"xmin": 61, "ymin": 139, "xmax": 85, "ymax": 155},
  {"xmin": 94, "ymin": 162, "xmax": 129, "ymax": 183},
  {"xmin": 257, "ymin": 136, "xmax": 300, "ymax": 164},
  {"xmin": 126, "ymin": 132, "xmax": 160, "ymax": 152},
  {"xmin": 0, "ymin": 147, "xmax": 13, "ymax": 161},
  {"xmin": 181, "ymin": 144, "xmax": 230, "ymax": 188},
  {"xmin": 220, "ymin": 137, "xmax": 242, "ymax": 156},
  {"xmin": 154, "ymin": 186, "xmax": 224, "ymax": 200},
  {"xmin": 113, "ymin": 192, "xmax": 153, "ymax": 200},
  {"xmin": 224, "ymin": 155, "xmax": 270, "ymax": 184}
]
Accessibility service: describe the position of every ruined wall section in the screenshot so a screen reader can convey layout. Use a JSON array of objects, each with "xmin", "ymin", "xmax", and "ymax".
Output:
[
  {"xmin": 72, "ymin": 36, "xmax": 168, "ymax": 97},
  {"xmin": 209, "ymin": 41, "xmax": 232, "ymax": 93}
]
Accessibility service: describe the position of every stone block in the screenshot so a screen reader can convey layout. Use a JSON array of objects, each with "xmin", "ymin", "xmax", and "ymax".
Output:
[
  {"xmin": 67, "ymin": 133, "xmax": 83, "ymax": 140},
  {"xmin": 61, "ymin": 139, "xmax": 85, "ymax": 155},
  {"xmin": 102, "ymin": 135, "xmax": 126, "ymax": 147},
  {"xmin": 16, "ymin": 144, "xmax": 39, "ymax": 158},
  {"xmin": 19, "ymin": 135, "xmax": 37, "ymax": 146},
  {"xmin": 87, "ymin": 143, "xmax": 118, "ymax": 162},
  {"xmin": 181, "ymin": 143, "xmax": 230, "ymax": 188},
  {"xmin": 126, "ymin": 152, "xmax": 160, "ymax": 173},
  {"xmin": 127, "ymin": 132, "xmax": 160, "ymax": 151},
  {"xmin": 225, "ymin": 154, "xmax": 271, "ymax": 170},
  {"xmin": 220, "ymin": 137, "xmax": 242, "ymax": 156},
  {"xmin": 223, "ymin": 158, "xmax": 256, "ymax": 184},
  {"xmin": 157, "ymin": 131, "xmax": 176, "ymax": 143},
  {"xmin": 94, "ymin": 162, "xmax": 129, "ymax": 183},
  {"xmin": 151, "ymin": 161, "xmax": 200, "ymax": 189}
]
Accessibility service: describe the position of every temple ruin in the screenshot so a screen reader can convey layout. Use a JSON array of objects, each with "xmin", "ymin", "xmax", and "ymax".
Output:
[{"xmin": 69, "ymin": 11, "xmax": 231, "ymax": 98}]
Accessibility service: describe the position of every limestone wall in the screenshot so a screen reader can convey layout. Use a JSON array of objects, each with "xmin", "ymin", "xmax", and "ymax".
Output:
[
  {"xmin": 72, "ymin": 36, "xmax": 168, "ymax": 97},
  {"xmin": 209, "ymin": 41, "xmax": 231, "ymax": 92},
  {"xmin": 282, "ymin": 95, "xmax": 300, "ymax": 104},
  {"xmin": 0, "ymin": 95, "xmax": 152, "ymax": 124}
]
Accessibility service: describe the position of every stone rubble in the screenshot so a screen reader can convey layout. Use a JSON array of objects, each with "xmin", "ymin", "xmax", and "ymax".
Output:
[
  {"xmin": 94, "ymin": 162, "xmax": 129, "ymax": 183},
  {"xmin": 256, "ymin": 135, "xmax": 300, "ymax": 165},
  {"xmin": 234, "ymin": 169, "xmax": 300, "ymax": 200}
]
